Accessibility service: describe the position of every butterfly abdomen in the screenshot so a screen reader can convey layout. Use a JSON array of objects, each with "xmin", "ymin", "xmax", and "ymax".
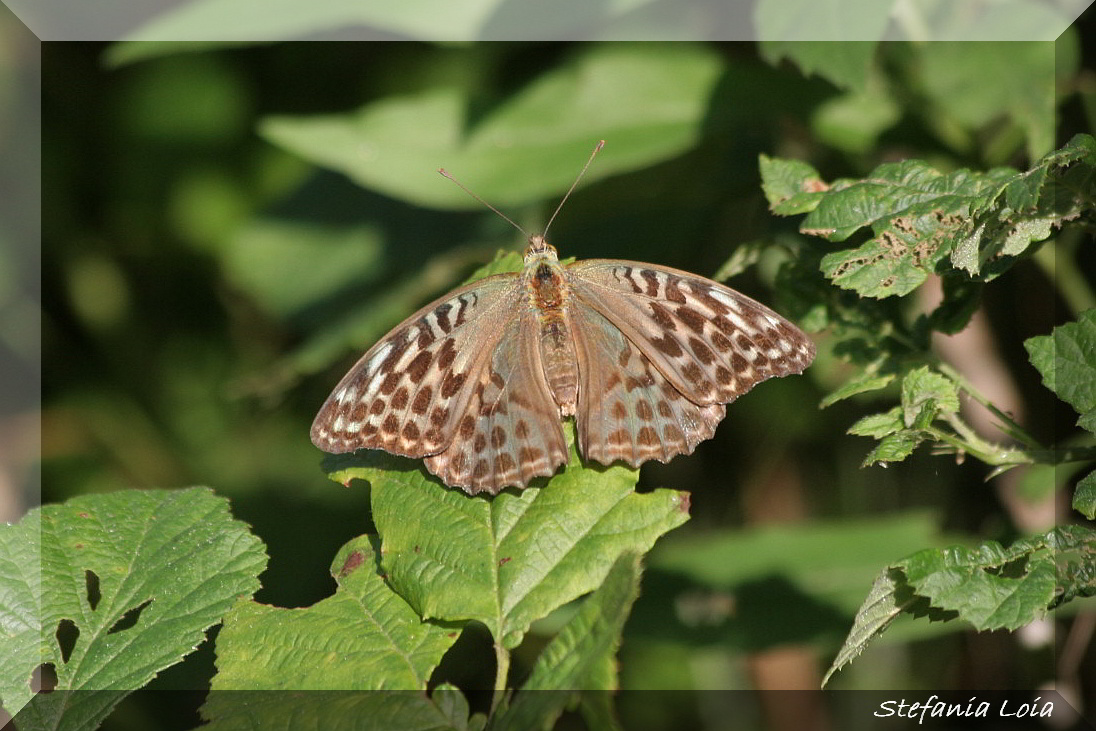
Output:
[{"xmin": 528, "ymin": 260, "xmax": 579, "ymax": 417}]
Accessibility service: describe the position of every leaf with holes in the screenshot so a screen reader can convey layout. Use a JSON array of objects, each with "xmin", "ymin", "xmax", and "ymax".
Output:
[
  {"xmin": 824, "ymin": 525, "xmax": 1096, "ymax": 685},
  {"xmin": 324, "ymin": 426, "xmax": 689, "ymax": 650},
  {"xmin": 766, "ymin": 134, "xmax": 1096, "ymax": 298},
  {"xmin": 0, "ymin": 488, "xmax": 266, "ymax": 730},
  {"xmin": 208, "ymin": 536, "xmax": 460, "ymax": 691}
]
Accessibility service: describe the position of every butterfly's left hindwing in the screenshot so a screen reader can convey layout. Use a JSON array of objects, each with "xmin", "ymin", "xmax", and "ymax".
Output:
[{"xmin": 424, "ymin": 307, "xmax": 568, "ymax": 494}]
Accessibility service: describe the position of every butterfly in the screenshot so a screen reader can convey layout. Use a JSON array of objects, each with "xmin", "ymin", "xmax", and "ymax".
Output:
[{"xmin": 311, "ymin": 233, "xmax": 816, "ymax": 494}]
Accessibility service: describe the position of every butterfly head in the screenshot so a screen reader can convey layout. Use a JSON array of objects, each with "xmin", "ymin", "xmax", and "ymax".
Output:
[{"xmin": 524, "ymin": 235, "xmax": 558, "ymax": 264}]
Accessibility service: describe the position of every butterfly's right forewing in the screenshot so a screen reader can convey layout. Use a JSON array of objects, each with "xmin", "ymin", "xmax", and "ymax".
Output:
[
  {"xmin": 310, "ymin": 273, "xmax": 521, "ymax": 459},
  {"xmin": 568, "ymin": 261, "xmax": 816, "ymax": 406}
]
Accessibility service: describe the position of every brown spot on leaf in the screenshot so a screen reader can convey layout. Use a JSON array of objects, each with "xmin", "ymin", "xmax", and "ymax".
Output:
[{"xmin": 337, "ymin": 551, "xmax": 364, "ymax": 578}]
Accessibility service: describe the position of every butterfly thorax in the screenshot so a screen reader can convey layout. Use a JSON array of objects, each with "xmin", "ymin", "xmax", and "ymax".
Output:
[{"xmin": 523, "ymin": 236, "xmax": 579, "ymax": 417}]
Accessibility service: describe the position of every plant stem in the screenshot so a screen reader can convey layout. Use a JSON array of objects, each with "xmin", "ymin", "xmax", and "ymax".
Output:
[
  {"xmin": 932, "ymin": 418, "xmax": 1034, "ymax": 467},
  {"xmin": 937, "ymin": 362, "xmax": 1045, "ymax": 450},
  {"xmin": 491, "ymin": 641, "xmax": 510, "ymax": 716}
]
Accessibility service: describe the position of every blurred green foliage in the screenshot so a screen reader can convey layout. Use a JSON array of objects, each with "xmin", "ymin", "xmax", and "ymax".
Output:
[{"xmin": 38, "ymin": 31, "xmax": 1096, "ymax": 728}]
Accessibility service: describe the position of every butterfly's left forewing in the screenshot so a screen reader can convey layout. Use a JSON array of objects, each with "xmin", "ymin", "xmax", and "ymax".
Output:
[{"xmin": 310, "ymin": 273, "xmax": 521, "ymax": 459}]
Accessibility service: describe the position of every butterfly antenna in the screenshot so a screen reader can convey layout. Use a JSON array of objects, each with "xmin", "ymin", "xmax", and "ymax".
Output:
[
  {"xmin": 438, "ymin": 168, "xmax": 530, "ymax": 238},
  {"xmin": 543, "ymin": 139, "xmax": 604, "ymax": 238}
]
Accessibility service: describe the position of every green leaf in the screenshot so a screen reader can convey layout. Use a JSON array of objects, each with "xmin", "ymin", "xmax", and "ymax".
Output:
[
  {"xmin": 222, "ymin": 219, "xmax": 385, "ymax": 319},
  {"xmin": 811, "ymin": 84, "xmax": 901, "ymax": 155},
  {"xmin": 758, "ymin": 41, "xmax": 879, "ymax": 92},
  {"xmin": 862, "ymin": 431, "xmax": 923, "ymax": 467},
  {"xmin": 1049, "ymin": 524, "xmax": 1096, "ymax": 607},
  {"xmin": 758, "ymin": 155, "xmax": 828, "ymax": 215},
  {"xmin": 0, "ymin": 488, "xmax": 266, "ymax": 727},
  {"xmin": 825, "ymin": 525, "xmax": 1096, "ymax": 685},
  {"xmin": 210, "ymin": 536, "xmax": 460, "ymax": 690},
  {"xmin": 819, "ymin": 371, "xmax": 895, "ymax": 408},
  {"xmin": 847, "ymin": 408, "xmax": 903, "ymax": 439},
  {"xmin": 201, "ymin": 688, "xmax": 476, "ymax": 731},
  {"xmin": 821, "ymin": 569, "xmax": 914, "ymax": 687},
  {"xmin": 495, "ymin": 554, "xmax": 641, "ymax": 731},
  {"xmin": 1074, "ymin": 470, "xmax": 1096, "ymax": 520},
  {"xmin": 1025, "ymin": 308, "xmax": 1096, "ymax": 435},
  {"xmin": 917, "ymin": 42, "xmax": 1056, "ymax": 159},
  {"xmin": 114, "ymin": 0, "xmax": 510, "ymax": 47},
  {"xmin": 901, "ymin": 366, "xmax": 960, "ymax": 426},
  {"xmin": 648, "ymin": 511, "xmax": 942, "ymax": 650},
  {"xmin": 260, "ymin": 44, "xmax": 722, "ymax": 210},
  {"xmin": 901, "ymin": 544, "xmax": 1056, "ymax": 632},
  {"xmin": 771, "ymin": 136, "xmax": 1096, "ymax": 298},
  {"xmin": 326, "ymin": 430, "xmax": 688, "ymax": 650},
  {"xmin": 711, "ymin": 240, "xmax": 766, "ymax": 281}
]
